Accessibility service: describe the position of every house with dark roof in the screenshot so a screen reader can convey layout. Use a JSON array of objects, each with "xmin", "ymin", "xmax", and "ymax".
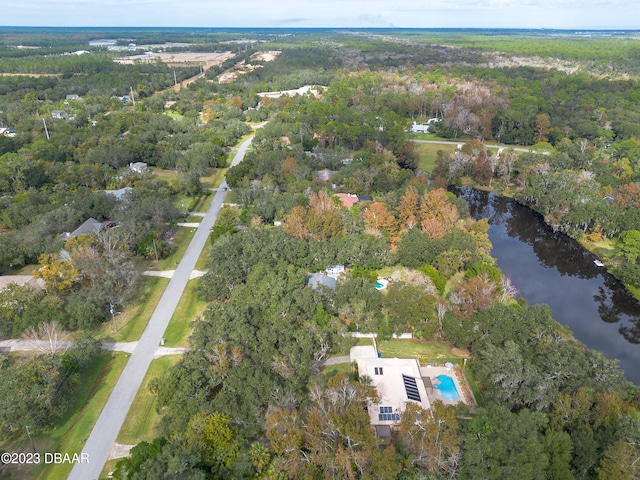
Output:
[
  {"xmin": 65, "ymin": 218, "xmax": 105, "ymax": 239},
  {"xmin": 307, "ymin": 273, "xmax": 337, "ymax": 291}
]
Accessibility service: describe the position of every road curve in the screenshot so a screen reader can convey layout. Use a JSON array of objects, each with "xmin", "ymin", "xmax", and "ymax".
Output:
[{"xmin": 68, "ymin": 135, "xmax": 255, "ymax": 480}]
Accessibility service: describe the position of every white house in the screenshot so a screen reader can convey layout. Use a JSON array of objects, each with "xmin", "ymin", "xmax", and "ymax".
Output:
[
  {"xmin": 410, "ymin": 118, "xmax": 439, "ymax": 133},
  {"xmin": 411, "ymin": 123, "xmax": 431, "ymax": 133},
  {"xmin": 350, "ymin": 346, "xmax": 431, "ymax": 431},
  {"xmin": 129, "ymin": 162, "xmax": 149, "ymax": 174},
  {"xmin": 325, "ymin": 264, "xmax": 346, "ymax": 278}
]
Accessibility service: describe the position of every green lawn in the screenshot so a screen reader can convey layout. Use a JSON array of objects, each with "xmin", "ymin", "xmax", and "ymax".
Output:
[
  {"xmin": 320, "ymin": 363, "xmax": 353, "ymax": 379},
  {"xmin": 92, "ymin": 276, "xmax": 169, "ymax": 343},
  {"xmin": 201, "ymin": 168, "xmax": 227, "ymax": 189},
  {"xmin": 0, "ymin": 352, "xmax": 129, "ymax": 480},
  {"xmin": 157, "ymin": 228, "xmax": 197, "ymax": 271},
  {"xmin": 415, "ymin": 142, "xmax": 455, "ymax": 172},
  {"xmin": 117, "ymin": 356, "xmax": 180, "ymax": 446},
  {"xmin": 195, "ymin": 242, "xmax": 211, "ymax": 271},
  {"xmin": 377, "ymin": 339, "xmax": 469, "ymax": 365},
  {"xmin": 149, "ymin": 167, "xmax": 179, "ymax": 182},
  {"xmin": 164, "ymin": 110, "xmax": 183, "ymax": 120},
  {"xmin": 163, "ymin": 279, "xmax": 207, "ymax": 347},
  {"xmin": 102, "ymin": 355, "xmax": 181, "ymax": 479}
]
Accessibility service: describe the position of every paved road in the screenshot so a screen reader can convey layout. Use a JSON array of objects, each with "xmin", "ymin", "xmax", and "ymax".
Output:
[
  {"xmin": 413, "ymin": 139, "xmax": 549, "ymax": 154},
  {"xmin": 69, "ymin": 135, "xmax": 255, "ymax": 480}
]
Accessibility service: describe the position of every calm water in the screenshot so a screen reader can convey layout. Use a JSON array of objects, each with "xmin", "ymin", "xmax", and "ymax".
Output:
[{"xmin": 455, "ymin": 187, "xmax": 640, "ymax": 384}]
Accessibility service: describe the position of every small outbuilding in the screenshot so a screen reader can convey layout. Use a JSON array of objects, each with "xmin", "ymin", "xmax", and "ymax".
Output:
[{"xmin": 129, "ymin": 162, "xmax": 149, "ymax": 174}]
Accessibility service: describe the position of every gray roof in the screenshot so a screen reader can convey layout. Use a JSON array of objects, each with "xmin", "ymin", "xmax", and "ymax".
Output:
[
  {"xmin": 316, "ymin": 168, "xmax": 336, "ymax": 182},
  {"xmin": 69, "ymin": 218, "xmax": 105, "ymax": 238},
  {"xmin": 104, "ymin": 187, "xmax": 133, "ymax": 201},
  {"xmin": 307, "ymin": 273, "xmax": 337, "ymax": 291}
]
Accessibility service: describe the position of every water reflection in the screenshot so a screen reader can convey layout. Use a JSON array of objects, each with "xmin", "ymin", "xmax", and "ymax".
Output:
[{"xmin": 455, "ymin": 187, "xmax": 640, "ymax": 383}]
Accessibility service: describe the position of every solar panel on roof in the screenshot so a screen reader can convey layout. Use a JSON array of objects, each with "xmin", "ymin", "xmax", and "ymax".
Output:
[{"xmin": 403, "ymin": 374, "xmax": 421, "ymax": 402}]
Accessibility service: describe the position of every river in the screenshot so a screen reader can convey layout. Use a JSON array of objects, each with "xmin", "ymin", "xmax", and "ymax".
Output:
[{"xmin": 455, "ymin": 187, "xmax": 640, "ymax": 385}]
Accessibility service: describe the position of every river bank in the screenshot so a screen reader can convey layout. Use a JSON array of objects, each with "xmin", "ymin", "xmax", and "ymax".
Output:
[
  {"xmin": 454, "ymin": 186, "xmax": 640, "ymax": 384},
  {"xmin": 468, "ymin": 182, "xmax": 640, "ymax": 303}
]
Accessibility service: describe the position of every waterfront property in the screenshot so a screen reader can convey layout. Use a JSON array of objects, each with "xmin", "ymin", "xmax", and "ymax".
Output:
[
  {"xmin": 351, "ymin": 346, "xmax": 470, "ymax": 436},
  {"xmin": 351, "ymin": 346, "xmax": 430, "ymax": 430}
]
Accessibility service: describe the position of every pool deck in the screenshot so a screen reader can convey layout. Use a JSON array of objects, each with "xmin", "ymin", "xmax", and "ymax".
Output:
[{"xmin": 419, "ymin": 365, "xmax": 467, "ymax": 407}]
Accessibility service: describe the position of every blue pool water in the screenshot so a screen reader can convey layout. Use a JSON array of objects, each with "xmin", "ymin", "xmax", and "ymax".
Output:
[
  {"xmin": 435, "ymin": 375, "xmax": 460, "ymax": 400},
  {"xmin": 375, "ymin": 283, "xmax": 384, "ymax": 289}
]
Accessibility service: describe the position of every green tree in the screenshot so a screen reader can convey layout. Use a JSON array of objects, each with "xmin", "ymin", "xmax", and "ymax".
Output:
[
  {"xmin": 383, "ymin": 282, "xmax": 437, "ymax": 339},
  {"xmin": 620, "ymin": 230, "xmax": 640, "ymax": 264},
  {"xmin": 460, "ymin": 405, "xmax": 548, "ymax": 480}
]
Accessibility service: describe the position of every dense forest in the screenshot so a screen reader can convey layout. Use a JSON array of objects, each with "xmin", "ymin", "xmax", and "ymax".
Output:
[{"xmin": 0, "ymin": 27, "xmax": 639, "ymax": 480}]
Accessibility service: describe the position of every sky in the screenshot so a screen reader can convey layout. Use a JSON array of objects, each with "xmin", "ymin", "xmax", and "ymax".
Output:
[{"xmin": 1, "ymin": 0, "xmax": 638, "ymax": 29}]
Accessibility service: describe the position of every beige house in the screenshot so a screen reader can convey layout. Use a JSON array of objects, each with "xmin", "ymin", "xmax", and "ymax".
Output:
[{"xmin": 350, "ymin": 346, "xmax": 430, "ymax": 431}]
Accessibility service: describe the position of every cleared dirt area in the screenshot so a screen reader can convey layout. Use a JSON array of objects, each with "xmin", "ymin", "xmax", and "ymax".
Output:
[
  {"xmin": 114, "ymin": 51, "xmax": 234, "ymax": 69},
  {"xmin": 250, "ymin": 50, "xmax": 281, "ymax": 62},
  {"xmin": 218, "ymin": 51, "xmax": 281, "ymax": 84}
]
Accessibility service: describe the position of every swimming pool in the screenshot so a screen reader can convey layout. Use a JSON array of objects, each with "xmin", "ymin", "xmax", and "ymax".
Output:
[
  {"xmin": 375, "ymin": 279, "xmax": 388, "ymax": 290},
  {"xmin": 434, "ymin": 375, "xmax": 460, "ymax": 401}
]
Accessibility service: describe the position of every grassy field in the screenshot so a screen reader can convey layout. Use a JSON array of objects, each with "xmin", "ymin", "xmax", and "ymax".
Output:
[
  {"xmin": 149, "ymin": 166, "xmax": 178, "ymax": 182},
  {"xmin": 0, "ymin": 352, "xmax": 129, "ymax": 480},
  {"xmin": 93, "ymin": 276, "xmax": 169, "ymax": 343},
  {"xmin": 157, "ymin": 227, "xmax": 196, "ymax": 271},
  {"xmin": 201, "ymin": 168, "xmax": 227, "ymax": 189},
  {"xmin": 100, "ymin": 356, "xmax": 182, "ymax": 479},
  {"xmin": 163, "ymin": 279, "xmax": 207, "ymax": 347},
  {"xmin": 415, "ymin": 142, "xmax": 455, "ymax": 172},
  {"xmin": 320, "ymin": 362, "xmax": 352, "ymax": 379},
  {"xmin": 116, "ymin": 355, "xmax": 180, "ymax": 446},
  {"xmin": 164, "ymin": 110, "xmax": 184, "ymax": 120},
  {"xmin": 377, "ymin": 339, "xmax": 470, "ymax": 365},
  {"xmin": 195, "ymin": 240, "xmax": 211, "ymax": 271}
]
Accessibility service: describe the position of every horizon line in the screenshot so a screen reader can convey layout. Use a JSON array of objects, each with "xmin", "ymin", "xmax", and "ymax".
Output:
[{"xmin": 1, "ymin": 25, "xmax": 640, "ymax": 31}]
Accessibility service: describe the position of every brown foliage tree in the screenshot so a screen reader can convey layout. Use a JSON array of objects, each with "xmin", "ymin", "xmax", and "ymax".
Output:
[
  {"xmin": 309, "ymin": 190, "xmax": 336, "ymax": 215},
  {"xmin": 420, "ymin": 188, "xmax": 459, "ymax": 239},
  {"xmin": 283, "ymin": 205, "xmax": 309, "ymax": 240},
  {"xmin": 282, "ymin": 155, "xmax": 297, "ymax": 176},
  {"xmin": 614, "ymin": 183, "xmax": 640, "ymax": 208},
  {"xmin": 397, "ymin": 186, "xmax": 420, "ymax": 230},
  {"xmin": 362, "ymin": 202, "xmax": 397, "ymax": 235},
  {"xmin": 534, "ymin": 113, "xmax": 552, "ymax": 143},
  {"xmin": 450, "ymin": 273, "xmax": 500, "ymax": 321}
]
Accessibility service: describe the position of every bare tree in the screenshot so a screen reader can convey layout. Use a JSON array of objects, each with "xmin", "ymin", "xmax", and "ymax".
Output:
[
  {"xmin": 501, "ymin": 276, "xmax": 519, "ymax": 302},
  {"xmin": 21, "ymin": 321, "xmax": 70, "ymax": 355}
]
